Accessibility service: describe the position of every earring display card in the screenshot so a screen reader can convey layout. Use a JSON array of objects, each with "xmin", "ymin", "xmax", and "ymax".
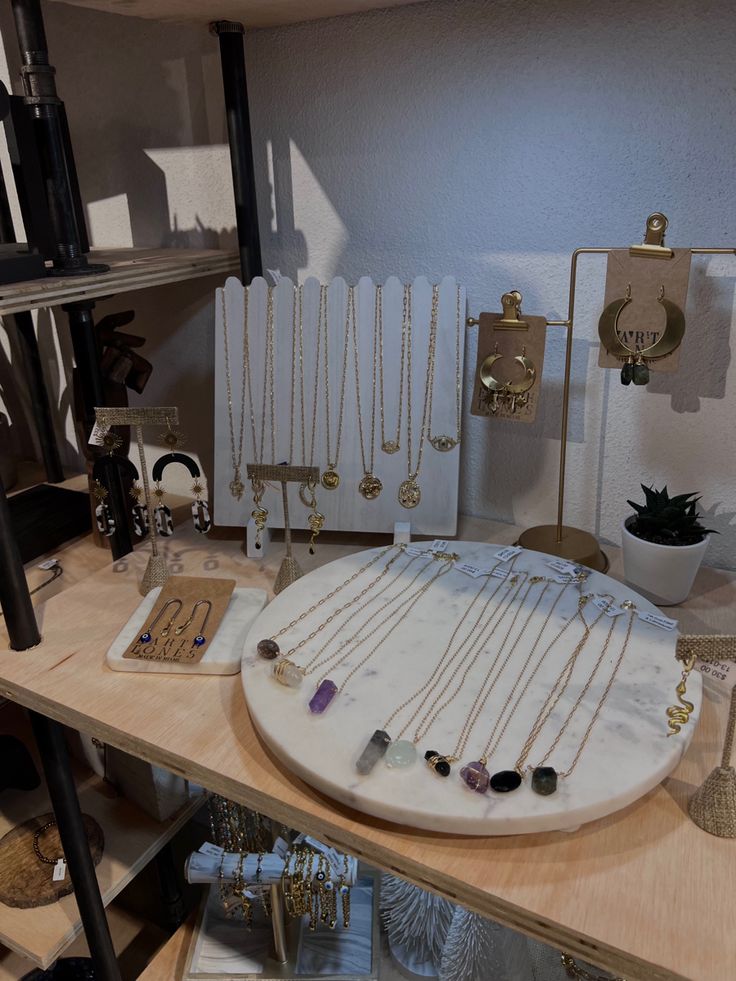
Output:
[
  {"xmin": 470, "ymin": 312, "xmax": 548, "ymax": 423},
  {"xmin": 598, "ymin": 249, "xmax": 691, "ymax": 372},
  {"xmin": 121, "ymin": 576, "xmax": 236, "ymax": 666}
]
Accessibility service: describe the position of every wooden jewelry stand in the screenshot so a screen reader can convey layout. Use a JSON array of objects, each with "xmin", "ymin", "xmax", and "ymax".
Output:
[
  {"xmin": 95, "ymin": 406, "xmax": 179, "ymax": 595},
  {"xmin": 468, "ymin": 213, "xmax": 736, "ymax": 570},
  {"xmin": 246, "ymin": 464, "xmax": 320, "ymax": 594},
  {"xmin": 677, "ymin": 635, "xmax": 736, "ymax": 838}
]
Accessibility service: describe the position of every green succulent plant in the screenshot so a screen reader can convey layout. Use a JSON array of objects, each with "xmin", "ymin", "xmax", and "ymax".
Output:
[{"xmin": 626, "ymin": 485, "xmax": 717, "ymax": 547}]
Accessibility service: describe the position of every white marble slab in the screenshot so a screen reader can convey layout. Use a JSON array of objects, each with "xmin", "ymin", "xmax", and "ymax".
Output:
[
  {"xmin": 108, "ymin": 587, "xmax": 267, "ymax": 675},
  {"xmin": 241, "ymin": 543, "xmax": 701, "ymax": 836}
]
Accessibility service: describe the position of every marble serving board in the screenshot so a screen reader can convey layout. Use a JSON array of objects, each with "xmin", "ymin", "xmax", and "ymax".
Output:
[
  {"xmin": 241, "ymin": 543, "xmax": 701, "ymax": 835},
  {"xmin": 108, "ymin": 587, "xmax": 267, "ymax": 675}
]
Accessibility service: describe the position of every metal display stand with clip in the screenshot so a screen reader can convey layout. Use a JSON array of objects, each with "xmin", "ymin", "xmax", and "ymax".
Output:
[{"xmin": 468, "ymin": 213, "xmax": 736, "ymax": 571}]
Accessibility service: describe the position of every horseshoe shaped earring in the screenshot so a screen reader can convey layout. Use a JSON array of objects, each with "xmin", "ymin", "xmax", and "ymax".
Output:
[
  {"xmin": 479, "ymin": 343, "xmax": 537, "ymax": 414},
  {"xmin": 505, "ymin": 346, "xmax": 536, "ymax": 413}
]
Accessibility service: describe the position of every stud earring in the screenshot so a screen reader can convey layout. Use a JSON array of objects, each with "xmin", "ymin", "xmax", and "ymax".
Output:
[
  {"xmin": 191, "ymin": 478, "xmax": 211, "ymax": 534},
  {"xmin": 93, "ymin": 480, "xmax": 115, "ymax": 537},
  {"xmin": 129, "ymin": 481, "xmax": 149, "ymax": 537},
  {"xmin": 174, "ymin": 599, "xmax": 212, "ymax": 648},
  {"xmin": 152, "ymin": 481, "xmax": 174, "ymax": 537},
  {"xmin": 138, "ymin": 599, "xmax": 183, "ymax": 645}
]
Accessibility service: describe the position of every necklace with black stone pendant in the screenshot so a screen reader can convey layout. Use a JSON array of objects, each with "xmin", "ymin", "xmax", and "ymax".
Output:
[
  {"xmin": 375, "ymin": 561, "xmax": 527, "ymax": 777},
  {"xmin": 510, "ymin": 602, "xmax": 637, "ymax": 796}
]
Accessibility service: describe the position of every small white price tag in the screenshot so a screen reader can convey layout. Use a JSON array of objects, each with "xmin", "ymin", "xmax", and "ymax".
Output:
[
  {"xmin": 88, "ymin": 422, "xmax": 109, "ymax": 446},
  {"xmin": 491, "ymin": 568, "xmax": 510, "ymax": 580},
  {"xmin": 638, "ymin": 611, "xmax": 678, "ymax": 631},
  {"xmin": 546, "ymin": 558, "xmax": 583, "ymax": 576},
  {"xmin": 272, "ymin": 836, "xmax": 290, "ymax": 859},
  {"xmin": 494, "ymin": 545, "xmax": 522, "ymax": 562},
  {"xmin": 592, "ymin": 596, "xmax": 624, "ymax": 617},
  {"xmin": 405, "ymin": 545, "xmax": 431, "ymax": 558},
  {"xmin": 697, "ymin": 659, "xmax": 736, "ymax": 689},
  {"xmin": 37, "ymin": 558, "xmax": 59, "ymax": 571},
  {"xmin": 199, "ymin": 841, "xmax": 225, "ymax": 858},
  {"xmin": 430, "ymin": 539, "xmax": 449, "ymax": 553},
  {"xmin": 53, "ymin": 859, "xmax": 66, "ymax": 882},
  {"xmin": 244, "ymin": 889, "xmax": 257, "ymax": 899},
  {"xmin": 455, "ymin": 562, "xmax": 489, "ymax": 578}
]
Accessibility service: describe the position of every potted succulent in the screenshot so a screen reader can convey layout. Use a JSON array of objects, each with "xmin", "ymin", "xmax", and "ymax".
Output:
[{"xmin": 622, "ymin": 485, "xmax": 715, "ymax": 606}]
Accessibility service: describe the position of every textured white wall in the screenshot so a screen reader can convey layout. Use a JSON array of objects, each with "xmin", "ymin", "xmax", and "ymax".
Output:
[{"xmin": 244, "ymin": 0, "xmax": 736, "ymax": 568}]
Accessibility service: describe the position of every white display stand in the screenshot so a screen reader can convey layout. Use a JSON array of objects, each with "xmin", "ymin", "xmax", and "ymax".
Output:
[
  {"xmin": 241, "ymin": 543, "xmax": 701, "ymax": 836},
  {"xmin": 107, "ymin": 586, "xmax": 267, "ymax": 675},
  {"xmin": 213, "ymin": 276, "xmax": 465, "ymax": 537}
]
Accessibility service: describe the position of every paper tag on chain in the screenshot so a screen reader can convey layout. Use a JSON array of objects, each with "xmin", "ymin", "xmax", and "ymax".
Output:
[
  {"xmin": 546, "ymin": 558, "xmax": 584, "ymax": 576},
  {"xmin": 430, "ymin": 540, "xmax": 449, "ymax": 554},
  {"xmin": 494, "ymin": 545, "xmax": 522, "ymax": 562},
  {"xmin": 272, "ymin": 836, "xmax": 289, "ymax": 859},
  {"xmin": 405, "ymin": 545, "xmax": 432, "ymax": 558},
  {"xmin": 592, "ymin": 596, "xmax": 624, "ymax": 617},
  {"xmin": 697, "ymin": 658, "xmax": 736, "ymax": 689},
  {"xmin": 492, "ymin": 568, "xmax": 511, "ymax": 580},
  {"xmin": 455, "ymin": 562, "xmax": 491, "ymax": 578},
  {"xmin": 638, "ymin": 611, "xmax": 678, "ymax": 631},
  {"xmin": 88, "ymin": 422, "xmax": 109, "ymax": 446},
  {"xmin": 53, "ymin": 859, "xmax": 67, "ymax": 882},
  {"xmin": 38, "ymin": 558, "xmax": 59, "ymax": 571},
  {"xmin": 199, "ymin": 841, "xmax": 225, "ymax": 858}
]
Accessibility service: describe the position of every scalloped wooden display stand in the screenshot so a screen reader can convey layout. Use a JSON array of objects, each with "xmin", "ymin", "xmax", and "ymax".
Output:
[{"xmin": 678, "ymin": 635, "xmax": 736, "ymax": 837}]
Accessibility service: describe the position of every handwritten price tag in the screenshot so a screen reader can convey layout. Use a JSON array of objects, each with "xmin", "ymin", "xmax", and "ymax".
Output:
[
  {"xmin": 592, "ymin": 596, "xmax": 624, "ymax": 617},
  {"xmin": 430, "ymin": 540, "xmax": 449, "ymax": 554},
  {"xmin": 455, "ymin": 562, "xmax": 491, "ymax": 578},
  {"xmin": 87, "ymin": 422, "xmax": 109, "ymax": 446},
  {"xmin": 494, "ymin": 545, "xmax": 522, "ymax": 562}
]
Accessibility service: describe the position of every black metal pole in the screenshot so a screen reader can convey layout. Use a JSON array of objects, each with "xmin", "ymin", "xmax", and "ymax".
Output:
[
  {"xmin": 30, "ymin": 713, "xmax": 121, "ymax": 981},
  {"xmin": 154, "ymin": 843, "xmax": 185, "ymax": 932},
  {"xmin": 0, "ymin": 166, "xmax": 64, "ymax": 483},
  {"xmin": 0, "ymin": 472, "xmax": 40, "ymax": 650},
  {"xmin": 212, "ymin": 21, "xmax": 263, "ymax": 283}
]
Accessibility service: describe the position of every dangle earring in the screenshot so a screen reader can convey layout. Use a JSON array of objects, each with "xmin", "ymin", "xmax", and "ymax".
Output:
[
  {"xmin": 191, "ymin": 478, "xmax": 212, "ymax": 534},
  {"xmin": 93, "ymin": 480, "xmax": 115, "ymax": 537},
  {"xmin": 129, "ymin": 481, "xmax": 149, "ymax": 537},
  {"xmin": 666, "ymin": 650, "xmax": 697, "ymax": 736},
  {"xmin": 160, "ymin": 418, "xmax": 186, "ymax": 452},
  {"xmin": 301, "ymin": 478, "xmax": 325, "ymax": 555},
  {"xmin": 251, "ymin": 479, "xmax": 268, "ymax": 550},
  {"xmin": 175, "ymin": 599, "xmax": 212, "ymax": 648},
  {"xmin": 138, "ymin": 599, "xmax": 183, "ymax": 645},
  {"xmin": 152, "ymin": 482, "xmax": 174, "ymax": 537}
]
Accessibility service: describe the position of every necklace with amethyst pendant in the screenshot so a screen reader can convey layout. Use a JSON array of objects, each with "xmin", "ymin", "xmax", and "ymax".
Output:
[{"xmin": 459, "ymin": 758, "xmax": 490, "ymax": 794}]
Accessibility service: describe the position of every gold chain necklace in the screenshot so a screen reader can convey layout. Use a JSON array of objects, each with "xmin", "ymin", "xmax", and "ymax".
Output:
[
  {"xmin": 289, "ymin": 285, "xmax": 304, "ymax": 466},
  {"xmin": 351, "ymin": 287, "xmax": 382, "ymax": 499},
  {"xmin": 255, "ymin": 544, "xmax": 398, "ymax": 661},
  {"xmin": 321, "ymin": 285, "xmax": 352, "ymax": 490},
  {"xmin": 399, "ymin": 284, "xmax": 439, "ymax": 509},
  {"xmin": 220, "ymin": 287, "xmax": 248, "ymax": 500},
  {"xmin": 429, "ymin": 284, "xmax": 462, "ymax": 452},
  {"xmin": 378, "ymin": 284, "xmax": 408, "ymax": 455},
  {"xmin": 250, "ymin": 287, "xmax": 276, "ymax": 546}
]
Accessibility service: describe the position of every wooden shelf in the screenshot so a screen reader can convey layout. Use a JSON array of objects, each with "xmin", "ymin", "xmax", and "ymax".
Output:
[
  {"xmin": 0, "ymin": 519, "xmax": 734, "ymax": 980},
  {"xmin": 0, "ymin": 248, "xmax": 239, "ymax": 317},
  {"xmin": 139, "ymin": 913, "xmax": 195, "ymax": 981},
  {"xmin": 47, "ymin": 0, "xmax": 428, "ymax": 28},
  {"xmin": 0, "ymin": 704, "xmax": 203, "ymax": 969}
]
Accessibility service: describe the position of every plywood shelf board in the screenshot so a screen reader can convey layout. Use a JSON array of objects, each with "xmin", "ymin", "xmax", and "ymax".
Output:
[
  {"xmin": 0, "ymin": 248, "xmax": 239, "ymax": 316},
  {"xmin": 0, "ymin": 520, "xmax": 733, "ymax": 980},
  {"xmin": 47, "ymin": 0, "xmax": 430, "ymax": 28}
]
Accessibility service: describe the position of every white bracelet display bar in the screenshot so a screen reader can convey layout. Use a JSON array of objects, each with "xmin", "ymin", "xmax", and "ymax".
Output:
[
  {"xmin": 185, "ymin": 850, "xmax": 359, "ymax": 886},
  {"xmin": 213, "ymin": 275, "xmax": 465, "ymax": 536}
]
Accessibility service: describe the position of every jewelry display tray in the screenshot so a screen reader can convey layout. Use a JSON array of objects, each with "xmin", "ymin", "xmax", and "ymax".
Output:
[
  {"xmin": 242, "ymin": 542, "xmax": 701, "ymax": 836},
  {"xmin": 107, "ymin": 587, "xmax": 267, "ymax": 675},
  {"xmin": 213, "ymin": 275, "xmax": 466, "ymax": 537}
]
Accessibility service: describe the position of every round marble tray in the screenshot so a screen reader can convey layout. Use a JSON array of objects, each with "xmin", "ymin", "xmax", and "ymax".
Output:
[{"xmin": 241, "ymin": 542, "xmax": 701, "ymax": 835}]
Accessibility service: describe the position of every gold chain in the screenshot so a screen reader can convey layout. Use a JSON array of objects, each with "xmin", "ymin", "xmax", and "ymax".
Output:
[
  {"xmin": 377, "ymin": 284, "xmax": 407, "ymax": 454},
  {"xmin": 560, "ymin": 953, "xmax": 626, "ymax": 981},
  {"xmin": 322, "ymin": 284, "xmax": 352, "ymax": 487},
  {"xmin": 258, "ymin": 287, "xmax": 276, "ymax": 465},
  {"xmin": 289, "ymin": 285, "xmax": 305, "ymax": 466},
  {"xmin": 220, "ymin": 287, "xmax": 249, "ymax": 499},
  {"xmin": 306, "ymin": 286, "xmax": 326, "ymax": 467},
  {"xmin": 428, "ymin": 284, "xmax": 462, "ymax": 450}
]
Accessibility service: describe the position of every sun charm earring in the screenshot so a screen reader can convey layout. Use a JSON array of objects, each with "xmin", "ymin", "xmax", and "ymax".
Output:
[
  {"xmin": 191, "ymin": 479, "xmax": 212, "ymax": 534},
  {"xmin": 160, "ymin": 418, "xmax": 186, "ymax": 452},
  {"xmin": 93, "ymin": 480, "xmax": 115, "ymax": 537},
  {"xmin": 129, "ymin": 481, "xmax": 149, "ymax": 537}
]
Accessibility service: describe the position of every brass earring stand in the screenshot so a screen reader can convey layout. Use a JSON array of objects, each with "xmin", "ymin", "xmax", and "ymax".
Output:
[
  {"xmin": 95, "ymin": 406, "xmax": 178, "ymax": 595},
  {"xmin": 468, "ymin": 214, "xmax": 736, "ymax": 570},
  {"xmin": 677, "ymin": 635, "xmax": 736, "ymax": 838},
  {"xmin": 246, "ymin": 463, "xmax": 321, "ymax": 595}
]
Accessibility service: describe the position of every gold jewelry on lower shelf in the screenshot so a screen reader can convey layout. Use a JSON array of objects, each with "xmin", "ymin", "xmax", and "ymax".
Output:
[
  {"xmin": 666, "ymin": 650, "xmax": 697, "ymax": 735},
  {"xmin": 561, "ymin": 953, "xmax": 626, "ymax": 981},
  {"xmin": 479, "ymin": 343, "xmax": 536, "ymax": 414}
]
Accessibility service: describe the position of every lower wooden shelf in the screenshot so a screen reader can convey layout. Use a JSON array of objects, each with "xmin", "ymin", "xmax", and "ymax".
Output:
[{"xmin": 139, "ymin": 912, "xmax": 195, "ymax": 981}]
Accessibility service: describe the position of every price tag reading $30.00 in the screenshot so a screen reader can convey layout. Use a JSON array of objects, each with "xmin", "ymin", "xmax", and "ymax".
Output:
[{"xmin": 696, "ymin": 658, "xmax": 736, "ymax": 689}]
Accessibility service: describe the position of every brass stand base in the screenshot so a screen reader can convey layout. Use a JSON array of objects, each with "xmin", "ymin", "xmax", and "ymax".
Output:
[
  {"xmin": 274, "ymin": 556, "xmax": 303, "ymax": 595},
  {"xmin": 518, "ymin": 524, "xmax": 608, "ymax": 573},
  {"xmin": 689, "ymin": 766, "xmax": 736, "ymax": 838}
]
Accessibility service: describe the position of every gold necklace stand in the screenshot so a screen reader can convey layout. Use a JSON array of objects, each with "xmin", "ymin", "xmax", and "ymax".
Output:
[
  {"xmin": 468, "ymin": 214, "xmax": 736, "ymax": 571},
  {"xmin": 246, "ymin": 463, "xmax": 320, "ymax": 595},
  {"xmin": 95, "ymin": 405, "xmax": 179, "ymax": 594}
]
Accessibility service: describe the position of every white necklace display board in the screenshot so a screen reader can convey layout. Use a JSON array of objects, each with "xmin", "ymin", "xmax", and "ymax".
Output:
[
  {"xmin": 241, "ymin": 542, "xmax": 701, "ymax": 835},
  {"xmin": 213, "ymin": 276, "xmax": 465, "ymax": 535}
]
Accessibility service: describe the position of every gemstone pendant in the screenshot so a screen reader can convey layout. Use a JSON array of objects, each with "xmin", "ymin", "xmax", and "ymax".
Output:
[
  {"xmin": 430, "ymin": 435, "xmax": 458, "ymax": 452},
  {"xmin": 257, "ymin": 639, "xmax": 280, "ymax": 660},
  {"xmin": 139, "ymin": 631, "xmax": 152, "ymax": 644},
  {"xmin": 356, "ymin": 730, "xmax": 391, "ymax": 774},
  {"xmin": 424, "ymin": 750, "xmax": 451, "ymax": 777},
  {"xmin": 620, "ymin": 362, "xmax": 633, "ymax": 386},
  {"xmin": 273, "ymin": 659, "xmax": 304, "ymax": 688},
  {"xmin": 490, "ymin": 769, "xmax": 522, "ymax": 793},
  {"xmin": 382, "ymin": 440, "xmax": 400, "ymax": 454},
  {"xmin": 633, "ymin": 361, "xmax": 650, "ymax": 385},
  {"xmin": 309, "ymin": 679, "xmax": 338, "ymax": 714},
  {"xmin": 398, "ymin": 478, "xmax": 421, "ymax": 509},
  {"xmin": 358, "ymin": 473, "xmax": 382, "ymax": 500},
  {"xmin": 322, "ymin": 468, "xmax": 340, "ymax": 490},
  {"xmin": 531, "ymin": 766, "xmax": 558, "ymax": 796},
  {"xmin": 192, "ymin": 635, "xmax": 206, "ymax": 647},
  {"xmin": 384, "ymin": 740, "xmax": 417, "ymax": 768},
  {"xmin": 459, "ymin": 760, "xmax": 490, "ymax": 794}
]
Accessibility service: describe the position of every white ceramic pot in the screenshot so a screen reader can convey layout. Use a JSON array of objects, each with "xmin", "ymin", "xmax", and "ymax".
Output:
[{"xmin": 621, "ymin": 519, "xmax": 709, "ymax": 606}]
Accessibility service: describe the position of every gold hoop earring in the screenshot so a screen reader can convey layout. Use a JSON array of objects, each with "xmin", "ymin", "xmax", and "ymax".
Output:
[{"xmin": 479, "ymin": 343, "xmax": 537, "ymax": 414}]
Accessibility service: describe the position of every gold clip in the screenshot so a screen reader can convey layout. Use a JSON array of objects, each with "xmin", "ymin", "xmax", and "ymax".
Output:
[
  {"xmin": 495, "ymin": 290, "xmax": 529, "ymax": 330},
  {"xmin": 629, "ymin": 212, "xmax": 674, "ymax": 259}
]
